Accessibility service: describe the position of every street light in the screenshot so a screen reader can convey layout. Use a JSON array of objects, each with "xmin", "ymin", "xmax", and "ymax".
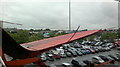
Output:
[{"xmin": 69, "ymin": 0, "xmax": 71, "ymax": 32}]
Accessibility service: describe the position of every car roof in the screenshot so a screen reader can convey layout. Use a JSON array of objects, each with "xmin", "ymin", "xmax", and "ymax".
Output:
[
  {"xmin": 72, "ymin": 59, "xmax": 85, "ymax": 64},
  {"xmin": 92, "ymin": 56, "xmax": 101, "ymax": 59},
  {"xmin": 62, "ymin": 63, "xmax": 71, "ymax": 65}
]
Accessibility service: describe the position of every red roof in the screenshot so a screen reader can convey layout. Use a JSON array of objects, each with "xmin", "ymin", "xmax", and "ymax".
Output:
[{"xmin": 20, "ymin": 30, "xmax": 100, "ymax": 51}]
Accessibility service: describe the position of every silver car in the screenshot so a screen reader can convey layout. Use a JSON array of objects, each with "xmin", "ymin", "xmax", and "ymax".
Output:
[{"xmin": 92, "ymin": 56, "xmax": 104, "ymax": 64}]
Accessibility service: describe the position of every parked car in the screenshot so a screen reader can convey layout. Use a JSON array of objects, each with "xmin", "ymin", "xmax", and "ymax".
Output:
[
  {"xmin": 68, "ymin": 50, "xmax": 77, "ymax": 57},
  {"xmin": 99, "ymin": 55, "xmax": 110, "ymax": 62},
  {"xmin": 40, "ymin": 53, "xmax": 47, "ymax": 62},
  {"xmin": 47, "ymin": 53, "xmax": 54, "ymax": 61},
  {"xmin": 116, "ymin": 53, "xmax": 120, "ymax": 61},
  {"xmin": 73, "ymin": 42, "xmax": 81, "ymax": 48},
  {"xmin": 75, "ymin": 50, "xmax": 83, "ymax": 56},
  {"xmin": 105, "ymin": 56, "xmax": 115, "ymax": 64},
  {"xmin": 65, "ymin": 51, "xmax": 72, "ymax": 57},
  {"xmin": 90, "ymin": 47, "xmax": 99, "ymax": 53},
  {"xmin": 97, "ymin": 46, "xmax": 104, "ymax": 52},
  {"xmin": 86, "ymin": 48, "xmax": 95, "ymax": 54},
  {"xmin": 95, "ymin": 48, "xmax": 100, "ymax": 53},
  {"xmin": 54, "ymin": 53, "xmax": 61, "ymax": 59},
  {"xmin": 60, "ymin": 53, "xmax": 67, "ymax": 58},
  {"xmin": 117, "ymin": 47, "xmax": 120, "ymax": 50},
  {"xmin": 71, "ymin": 59, "xmax": 87, "ymax": 67},
  {"xmin": 85, "ymin": 49, "xmax": 91, "ymax": 54},
  {"xmin": 92, "ymin": 56, "xmax": 104, "ymax": 64},
  {"xmin": 37, "ymin": 53, "xmax": 47, "ymax": 62},
  {"xmin": 106, "ymin": 43, "xmax": 114, "ymax": 48},
  {"xmin": 62, "ymin": 63, "xmax": 72, "ymax": 67},
  {"xmin": 108, "ymin": 55, "xmax": 119, "ymax": 61},
  {"xmin": 104, "ymin": 47, "xmax": 111, "ymax": 51},
  {"xmin": 80, "ymin": 49, "xmax": 88, "ymax": 55},
  {"xmin": 94, "ymin": 42, "xmax": 100, "ymax": 46},
  {"xmin": 83, "ymin": 60, "xmax": 94, "ymax": 67},
  {"xmin": 48, "ymin": 64, "xmax": 57, "ymax": 67},
  {"xmin": 70, "ymin": 47, "xmax": 77, "ymax": 51}
]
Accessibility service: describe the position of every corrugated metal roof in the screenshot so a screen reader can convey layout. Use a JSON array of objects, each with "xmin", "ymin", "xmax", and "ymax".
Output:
[{"xmin": 20, "ymin": 30, "xmax": 100, "ymax": 51}]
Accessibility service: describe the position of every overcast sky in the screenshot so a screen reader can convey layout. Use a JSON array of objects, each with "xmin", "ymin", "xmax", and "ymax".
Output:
[{"xmin": 0, "ymin": 0, "xmax": 118, "ymax": 30}]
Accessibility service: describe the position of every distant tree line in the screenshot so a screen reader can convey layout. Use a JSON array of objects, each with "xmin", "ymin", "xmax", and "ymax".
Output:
[
  {"xmin": 77, "ymin": 32, "xmax": 118, "ymax": 43},
  {"xmin": 8, "ymin": 28, "xmax": 118, "ymax": 44},
  {"xmin": 7, "ymin": 29, "xmax": 66, "ymax": 44},
  {"xmin": 101, "ymin": 32, "xmax": 118, "ymax": 42}
]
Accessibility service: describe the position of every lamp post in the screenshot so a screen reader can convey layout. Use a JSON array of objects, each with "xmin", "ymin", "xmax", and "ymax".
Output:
[{"xmin": 69, "ymin": 0, "xmax": 71, "ymax": 32}]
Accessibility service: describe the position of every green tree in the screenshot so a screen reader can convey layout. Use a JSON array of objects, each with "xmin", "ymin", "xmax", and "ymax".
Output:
[
  {"xmin": 87, "ymin": 35, "xmax": 95, "ymax": 41},
  {"xmin": 28, "ymin": 33, "xmax": 44, "ymax": 42},
  {"xmin": 30, "ymin": 29, "xmax": 34, "ymax": 31},
  {"xmin": 45, "ymin": 28, "xmax": 51, "ymax": 31},
  {"xmin": 101, "ymin": 32, "xmax": 118, "ymax": 42},
  {"xmin": 49, "ymin": 32, "xmax": 56, "ymax": 37},
  {"xmin": 9, "ymin": 30, "xmax": 29, "ymax": 44}
]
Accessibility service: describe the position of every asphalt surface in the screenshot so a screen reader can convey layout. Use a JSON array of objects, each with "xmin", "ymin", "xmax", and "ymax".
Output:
[
  {"xmin": 102, "ymin": 62, "xmax": 120, "ymax": 67},
  {"xmin": 45, "ymin": 49, "xmax": 119, "ymax": 66}
]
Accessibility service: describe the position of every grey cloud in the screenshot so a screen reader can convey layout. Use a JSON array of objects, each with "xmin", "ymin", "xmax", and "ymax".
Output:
[{"xmin": 0, "ymin": 2, "xmax": 118, "ymax": 30}]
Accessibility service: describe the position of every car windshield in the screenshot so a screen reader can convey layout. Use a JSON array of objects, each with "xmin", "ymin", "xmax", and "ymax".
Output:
[
  {"xmin": 78, "ymin": 61, "xmax": 86, "ymax": 65},
  {"xmin": 48, "ymin": 54, "xmax": 53, "ymax": 56},
  {"xmin": 62, "ymin": 63, "xmax": 70, "ymax": 65},
  {"xmin": 96, "ymin": 57, "xmax": 103, "ymax": 61},
  {"xmin": 41, "ymin": 55, "xmax": 45, "ymax": 57}
]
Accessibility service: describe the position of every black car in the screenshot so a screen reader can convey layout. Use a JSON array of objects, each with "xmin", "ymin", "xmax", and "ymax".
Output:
[
  {"xmin": 71, "ymin": 59, "xmax": 87, "ymax": 67},
  {"xmin": 117, "ymin": 47, "xmax": 120, "ymax": 50},
  {"xmin": 83, "ymin": 60, "xmax": 94, "ymax": 67},
  {"xmin": 75, "ymin": 51, "xmax": 82, "ymax": 56},
  {"xmin": 80, "ymin": 49, "xmax": 87, "ymax": 55},
  {"xmin": 68, "ymin": 50, "xmax": 77, "ymax": 57},
  {"xmin": 108, "ymin": 55, "xmax": 119, "ymax": 61},
  {"xmin": 65, "ymin": 51, "xmax": 72, "ymax": 57},
  {"xmin": 63, "ymin": 45, "xmax": 70, "ymax": 50},
  {"xmin": 105, "ymin": 56, "xmax": 115, "ymax": 64},
  {"xmin": 99, "ymin": 55, "xmax": 110, "ymax": 62}
]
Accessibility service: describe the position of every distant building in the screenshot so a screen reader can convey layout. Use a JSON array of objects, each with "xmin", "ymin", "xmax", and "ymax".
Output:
[
  {"xmin": 29, "ymin": 31, "xmax": 39, "ymax": 34},
  {"xmin": 64, "ymin": 30, "xmax": 69, "ymax": 33},
  {"xmin": 43, "ymin": 32, "xmax": 50, "ymax": 38},
  {"xmin": 104, "ymin": 29, "xmax": 118, "ymax": 33},
  {"xmin": 56, "ymin": 31, "xmax": 64, "ymax": 34}
]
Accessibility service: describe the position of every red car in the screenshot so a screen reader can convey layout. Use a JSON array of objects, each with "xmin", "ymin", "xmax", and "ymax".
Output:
[
  {"xmin": 54, "ymin": 53, "xmax": 61, "ymax": 59},
  {"xmin": 86, "ymin": 48, "xmax": 95, "ymax": 53}
]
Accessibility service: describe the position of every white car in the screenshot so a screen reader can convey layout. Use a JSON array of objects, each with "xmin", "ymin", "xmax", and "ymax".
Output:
[
  {"xmin": 62, "ymin": 63, "xmax": 72, "ymax": 67},
  {"xmin": 92, "ymin": 56, "xmax": 104, "ymax": 64},
  {"xmin": 39, "ymin": 53, "xmax": 47, "ymax": 61}
]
